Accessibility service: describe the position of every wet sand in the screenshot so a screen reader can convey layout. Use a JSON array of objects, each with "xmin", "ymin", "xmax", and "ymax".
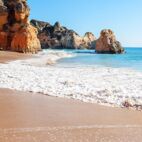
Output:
[
  {"xmin": 0, "ymin": 89, "xmax": 142, "ymax": 142},
  {"xmin": 0, "ymin": 51, "xmax": 142, "ymax": 141},
  {"xmin": 0, "ymin": 51, "xmax": 31, "ymax": 63}
]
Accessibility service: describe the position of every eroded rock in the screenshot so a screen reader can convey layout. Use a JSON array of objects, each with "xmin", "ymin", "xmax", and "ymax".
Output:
[
  {"xmin": 0, "ymin": 0, "xmax": 41, "ymax": 53},
  {"xmin": 31, "ymin": 20, "xmax": 96, "ymax": 49},
  {"xmin": 96, "ymin": 29, "xmax": 124, "ymax": 54}
]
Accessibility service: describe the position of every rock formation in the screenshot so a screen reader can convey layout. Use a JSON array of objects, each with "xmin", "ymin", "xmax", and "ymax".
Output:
[
  {"xmin": 31, "ymin": 19, "xmax": 50, "ymax": 33},
  {"xmin": 82, "ymin": 32, "xmax": 96, "ymax": 49},
  {"xmin": 0, "ymin": 1, "xmax": 124, "ymax": 53},
  {"xmin": 0, "ymin": 0, "xmax": 8, "ymax": 50},
  {"xmin": 0, "ymin": 0, "xmax": 41, "ymax": 53},
  {"xmin": 96, "ymin": 29, "xmax": 124, "ymax": 54},
  {"xmin": 31, "ymin": 20, "xmax": 124, "ymax": 53},
  {"xmin": 31, "ymin": 20, "xmax": 96, "ymax": 49}
]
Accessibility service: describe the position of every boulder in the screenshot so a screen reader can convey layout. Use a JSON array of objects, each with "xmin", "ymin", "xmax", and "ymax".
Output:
[
  {"xmin": 96, "ymin": 29, "xmax": 124, "ymax": 54},
  {"xmin": 0, "ymin": 0, "xmax": 41, "ymax": 53}
]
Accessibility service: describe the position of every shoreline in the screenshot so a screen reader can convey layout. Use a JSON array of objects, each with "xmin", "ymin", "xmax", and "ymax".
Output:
[
  {"xmin": 0, "ymin": 51, "xmax": 142, "ymax": 141},
  {"xmin": 0, "ymin": 51, "xmax": 32, "ymax": 63},
  {"xmin": 0, "ymin": 50, "xmax": 142, "ymax": 110},
  {"xmin": 0, "ymin": 88, "xmax": 142, "ymax": 141}
]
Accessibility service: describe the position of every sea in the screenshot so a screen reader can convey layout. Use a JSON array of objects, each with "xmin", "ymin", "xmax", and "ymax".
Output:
[{"xmin": 56, "ymin": 48, "xmax": 142, "ymax": 71}]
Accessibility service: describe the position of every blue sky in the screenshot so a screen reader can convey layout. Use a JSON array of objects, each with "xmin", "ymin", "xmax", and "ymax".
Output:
[{"xmin": 28, "ymin": 0, "xmax": 142, "ymax": 47}]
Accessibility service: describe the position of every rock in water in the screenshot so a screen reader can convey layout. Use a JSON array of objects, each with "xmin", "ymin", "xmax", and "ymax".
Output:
[
  {"xmin": 0, "ymin": 0, "xmax": 41, "ymax": 53},
  {"xmin": 96, "ymin": 29, "xmax": 124, "ymax": 54}
]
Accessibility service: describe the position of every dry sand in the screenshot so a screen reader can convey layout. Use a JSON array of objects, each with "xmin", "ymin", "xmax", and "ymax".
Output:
[{"xmin": 0, "ymin": 51, "xmax": 142, "ymax": 142}]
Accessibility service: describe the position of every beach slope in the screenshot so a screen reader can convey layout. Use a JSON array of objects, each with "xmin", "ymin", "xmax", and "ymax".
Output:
[
  {"xmin": 0, "ymin": 51, "xmax": 142, "ymax": 142},
  {"xmin": 0, "ymin": 89, "xmax": 142, "ymax": 142}
]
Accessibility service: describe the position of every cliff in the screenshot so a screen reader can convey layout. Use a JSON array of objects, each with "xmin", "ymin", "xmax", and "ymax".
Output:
[
  {"xmin": 31, "ymin": 19, "xmax": 124, "ymax": 54},
  {"xmin": 0, "ymin": 1, "xmax": 124, "ymax": 54},
  {"xmin": 0, "ymin": 0, "xmax": 41, "ymax": 53},
  {"xmin": 31, "ymin": 20, "xmax": 96, "ymax": 49}
]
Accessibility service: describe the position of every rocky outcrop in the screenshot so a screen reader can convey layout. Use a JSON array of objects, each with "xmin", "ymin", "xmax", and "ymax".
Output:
[
  {"xmin": 31, "ymin": 20, "xmax": 96, "ymax": 49},
  {"xmin": 61, "ymin": 31, "xmax": 83, "ymax": 49},
  {"xmin": 96, "ymin": 29, "xmax": 124, "ymax": 54},
  {"xmin": 0, "ymin": 0, "xmax": 41, "ymax": 53},
  {"xmin": 31, "ymin": 20, "xmax": 124, "ymax": 53},
  {"xmin": 0, "ymin": 1, "xmax": 8, "ymax": 50},
  {"xmin": 31, "ymin": 19, "xmax": 50, "ymax": 33},
  {"xmin": 82, "ymin": 32, "xmax": 96, "ymax": 49},
  {"xmin": 0, "ymin": 1, "xmax": 124, "ymax": 53}
]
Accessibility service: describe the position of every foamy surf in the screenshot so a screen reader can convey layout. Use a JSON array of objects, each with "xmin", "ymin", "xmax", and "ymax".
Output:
[
  {"xmin": 0, "ymin": 50, "xmax": 142, "ymax": 110},
  {"xmin": 11, "ymin": 50, "xmax": 75, "ymax": 66}
]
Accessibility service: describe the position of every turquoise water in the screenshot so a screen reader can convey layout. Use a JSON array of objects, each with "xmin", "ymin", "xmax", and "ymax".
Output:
[{"xmin": 57, "ymin": 48, "xmax": 142, "ymax": 71}]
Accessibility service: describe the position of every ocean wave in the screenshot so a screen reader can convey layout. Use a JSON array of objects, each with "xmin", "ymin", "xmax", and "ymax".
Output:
[
  {"xmin": 0, "ymin": 59, "xmax": 142, "ymax": 109},
  {"xmin": 11, "ymin": 50, "xmax": 75, "ymax": 66}
]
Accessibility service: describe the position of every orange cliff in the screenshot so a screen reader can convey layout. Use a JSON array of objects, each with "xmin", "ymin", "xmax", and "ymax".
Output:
[{"xmin": 0, "ymin": 0, "xmax": 41, "ymax": 53}]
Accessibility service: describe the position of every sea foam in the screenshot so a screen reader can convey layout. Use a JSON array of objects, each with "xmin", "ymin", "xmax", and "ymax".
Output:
[
  {"xmin": 0, "ymin": 50, "xmax": 142, "ymax": 109},
  {"xmin": 11, "ymin": 50, "xmax": 74, "ymax": 66}
]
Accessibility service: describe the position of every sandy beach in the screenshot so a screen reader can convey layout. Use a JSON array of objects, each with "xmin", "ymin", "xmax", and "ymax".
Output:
[
  {"xmin": 1, "ymin": 0, "xmax": 142, "ymax": 141},
  {"xmin": 0, "ymin": 51, "xmax": 31, "ymax": 63},
  {"xmin": 0, "ymin": 51, "xmax": 142, "ymax": 142},
  {"xmin": 0, "ymin": 89, "xmax": 142, "ymax": 142}
]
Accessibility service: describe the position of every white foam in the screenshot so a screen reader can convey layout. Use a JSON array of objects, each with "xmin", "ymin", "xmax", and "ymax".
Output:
[
  {"xmin": 11, "ymin": 50, "xmax": 74, "ymax": 66},
  {"xmin": 0, "ymin": 50, "xmax": 142, "ymax": 108}
]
